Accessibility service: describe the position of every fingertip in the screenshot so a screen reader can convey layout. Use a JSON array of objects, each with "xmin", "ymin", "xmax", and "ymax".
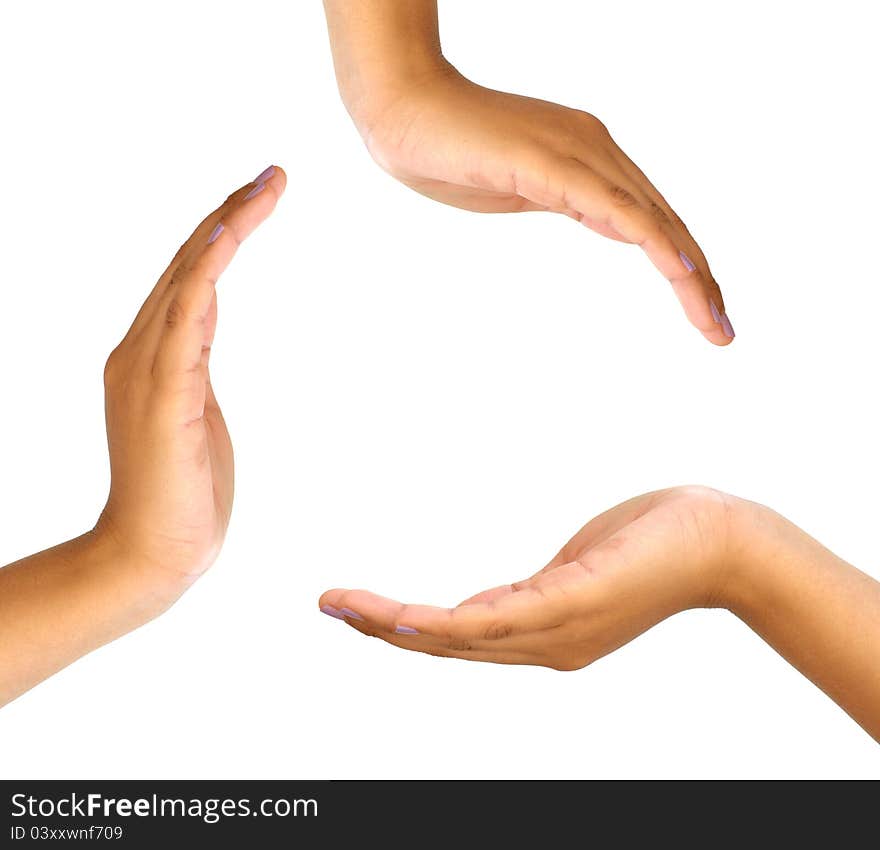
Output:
[
  {"xmin": 318, "ymin": 587, "xmax": 345, "ymax": 608},
  {"xmin": 267, "ymin": 164, "xmax": 287, "ymax": 195},
  {"xmin": 249, "ymin": 164, "xmax": 287, "ymax": 200},
  {"xmin": 701, "ymin": 326, "xmax": 735, "ymax": 346},
  {"xmin": 702, "ymin": 299, "xmax": 735, "ymax": 345}
]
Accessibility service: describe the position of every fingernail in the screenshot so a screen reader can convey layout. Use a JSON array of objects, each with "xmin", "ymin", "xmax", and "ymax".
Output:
[
  {"xmin": 710, "ymin": 300, "xmax": 722, "ymax": 324},
  {"xmin": 720, "ymin": 312, "xmax": 735, "ymax": 339},
  {"xmin": 340, "ymin": 607, "xmax": 364, "ymax": 621},
  {"xmin": 679, "ymin": 250, "xmax": 697, "ymax": 272},
  {"xmin": 207, "ymin": 223, "xmax": 224, "ymax": 245},
  {"xmin": 320, "ymin": 604, "xmax": 346, "ymax": 620},
  {"xmin": 244, "ymin": 182, "xmax": 266, "ymax": 201},
  {"xmin": 253, "ymin": 165, "xmax": 276, "ymax": 183},
  {"xmin": 395, "ymin": 625, "xmax": 419, "ymax": 635}
]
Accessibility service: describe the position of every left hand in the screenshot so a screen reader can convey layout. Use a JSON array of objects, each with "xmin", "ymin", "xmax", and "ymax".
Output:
[{"xmin": 97, "ymin": 165, "xmax": 286, "ymax": 595}]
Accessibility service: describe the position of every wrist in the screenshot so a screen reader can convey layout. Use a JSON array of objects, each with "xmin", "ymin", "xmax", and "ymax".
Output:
[
  {"xmin": 324, "ymin": 0, "xmax": 453, "ymax": 130},
  {"xmin": 90, "ymin": 515, "xmax": 191, "ymax": 622},
  {"xmin": 341, "ymin": 52, "xmax": 459, "ymax": 134},
  {"xmin": 711, "ymin": 496, "xmax": 793, "ymax": 618}
]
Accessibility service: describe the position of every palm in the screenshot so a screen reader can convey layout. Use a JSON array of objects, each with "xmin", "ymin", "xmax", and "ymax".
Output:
[{"xmin": 204, "ymin": 402, "xmax": 233, "ymax": 538}]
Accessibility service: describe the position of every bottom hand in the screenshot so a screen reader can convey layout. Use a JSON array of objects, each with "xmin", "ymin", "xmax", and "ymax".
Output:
[{"xmin": 319, "ymin": 486, "xmax": 739, "ymax": 669}]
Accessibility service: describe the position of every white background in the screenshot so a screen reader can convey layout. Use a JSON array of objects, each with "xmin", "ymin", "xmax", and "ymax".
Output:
[{"xmin": 1, "ymin": 0, "xmax": 877, "ymax": 779}]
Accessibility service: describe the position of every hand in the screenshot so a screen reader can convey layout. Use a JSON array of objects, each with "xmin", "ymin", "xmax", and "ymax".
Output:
[
  {"xmin": 319, "ymin": 486, "xmax": 741, "ymax": 669},
  {"xmin": 97, "ymin": 165, "xmax": 286, "ymax": 598},
  {"xmin": 355, "ymin": 66, "xmax": 734, "ymax": 345}
]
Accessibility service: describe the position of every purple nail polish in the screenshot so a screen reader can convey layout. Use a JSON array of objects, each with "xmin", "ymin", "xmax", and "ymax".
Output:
[
  {"xmin": 254, "ymin": 165, "xmax": 276, "ymax": 183},
  {"xmin": 395, "ymin": 625, "xmax": 419, "ymax": 635},
  {"xmin": 207, "ymin": 223, "xmax": 223, "ymax": 245},
  {"xmin": 679, "ymin": 250, "xmax": 696, "ymax": 272},
  {"xmin": 720, "ymin": 312, "xmax": 735, "ymax": 339},
  {"xmin": 340, "ymin": 607, "xmax": 364, "ymax": 621},
  {"xmin": 244, "ymin": 182, "xmax": 266, "ymax": 201},
  {"xmin": 710, "ymin": 300, "xmax": 722, "ymax": 324},
  {"xmin": 320, "ymin": 604, "xmax": 346, "ymax": 620}
]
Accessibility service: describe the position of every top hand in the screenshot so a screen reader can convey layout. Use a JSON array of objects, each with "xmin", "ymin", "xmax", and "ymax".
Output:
[{"xmin": 324, "ymin": 2, "xmax": 734, "ymax": 345}]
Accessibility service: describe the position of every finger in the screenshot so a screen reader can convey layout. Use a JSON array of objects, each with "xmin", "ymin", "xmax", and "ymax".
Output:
[
  {"xmin": 565, "ymin": 158, "xmax": 729, "ymax": 345},
  {"xmin": 606, "ymin": 145, "xmax": 733, "ymax": 344},
  {"xmin": 518, "ymin": 155, "xmax": 732, "ymax": 345},
  {"xmin": 319, "ymin": 584, "xmax": 565, "ymax": 644},
  {"xmin": 576, "ymin": 154, "xmax": 734, "ymax": 347},
  {"xmin": 609, "ymin": 145, "xmax": 713, "ymax": 275},
  {"xmin": 340, "ymin": 617, "xmax": 539, "ymax": 666},
  {"xmin": 126, "ymin": 198, "xmax": 227, "ymax": 341},
  {"xmin": 127, "ymin": 165, "xmax": 284, "ymax": 342},
  {"xmin": 149, "ymin": 166, "xmax": 286, "ymax": 387},
  {"xmin": 125, "ymin": 242, "xmax": 200, "ymax": 343},
  {"xmin": 203, "ymin": 291, "xmax": 218, "ymax": 351},
  {"xmin": 557, "ymin": 206, "xmax": 630, "ymax": 241}
]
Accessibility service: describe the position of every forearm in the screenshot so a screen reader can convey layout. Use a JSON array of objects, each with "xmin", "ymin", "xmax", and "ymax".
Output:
[
  {"xmin": 726, "ymin": 503, "xmax": 880, "ymax": 740},
  {"xmin": 322, "ymin": 0, "xmax": 452, "ymax": 126},
  {"xmin": 0, "ymin": 531, "xmax": 173, "ymax": 707}
]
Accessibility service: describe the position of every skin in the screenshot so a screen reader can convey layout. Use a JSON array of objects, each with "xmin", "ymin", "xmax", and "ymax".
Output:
[
  {"xmin": 320, "ymin": 486, "xmax": 880, "ymax": 742},
  {"xmin": 323, "ymin": 0, "xmax": 735, "ymax": 345},
  {"xmin": 0, "ymin": 165, "xmax": 287, "ymax": 707}
]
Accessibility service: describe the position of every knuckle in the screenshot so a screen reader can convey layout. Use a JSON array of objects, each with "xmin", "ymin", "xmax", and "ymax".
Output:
[
  {"xmin": 448, "ymin": 636, "xmax": 474, "ymax": 652},
  {"xmin": 633, "ymin": 213, "xmax": 666, "ymax": 245},
  {"xmin": 165, "ymin": 299, "xmax": 187, "ymax": 329},
  {"xmin": 482, "ymin": 621, "xmax": 513, "ymax": 641},
  {"xmin": 509, "ymin": 150, "xmax": 560, "ymax": 206},
  {"xmin": 103, "ymin": 346, "xmax": 124, "ymax": 385},
  {"xmin": 671, "ymin": 484, "xmax": 726, "ymax": 510},
  {"xmin": 668, "ymin": 207, "xmax": 686, "ymax": 227},
  {"xmin": 171, "ymin": 242, "xmax": 188, "ymax": 265},
  {"xmin": 572, "ymin": 109, "xmax": 608, "ymax": 136},
  {"xmin": 607, "ymin": 184, "xmax": 638, "ymax": 208},
  {"xmin": 649, "ymin": 200, "xmax": 671, "ymax": 225},
  {"xmin": 549, "ymin": 658, "xmax": 584, "ymax": 672},
  {"xmin": 425, "ymin": 647, "xmax": 450, "ymax": 660},
  {"xmin": 168, "ymin": 257, "xmax": 194, "ymax": 289}
]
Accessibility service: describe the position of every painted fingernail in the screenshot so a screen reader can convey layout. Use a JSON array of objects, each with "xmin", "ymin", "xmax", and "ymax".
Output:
[
  {"xmin": 320, "ymin": 605, "xmax": 346, "ymax": 620},
  {"xmin": 395, "ymin": 625, "xmax": 419, "ymax": 635},
  {"xmin": 340, "ymin": 607, "xmax": 364, "ymax": 621},
  {"xmin": 720, "ymin": 312, "xmax": 735, "ymax": 339},
  {"xmin": 254, "ymin": 165, "xmax": 276, "ymax": 183},
  {"xmin": 207, "ymin": 223, "xmax": 224, "ymax": 245},
  {"xmin": 710, "ymin": 300, "xmax": 722, "ymax": 324},
  {"xmin": 679, "ymin": 250, "xmax": 697, "ymax": 272},
  {"xmin": 244, "ymin": 182, "xmax": 266, "ymax": 201}
]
